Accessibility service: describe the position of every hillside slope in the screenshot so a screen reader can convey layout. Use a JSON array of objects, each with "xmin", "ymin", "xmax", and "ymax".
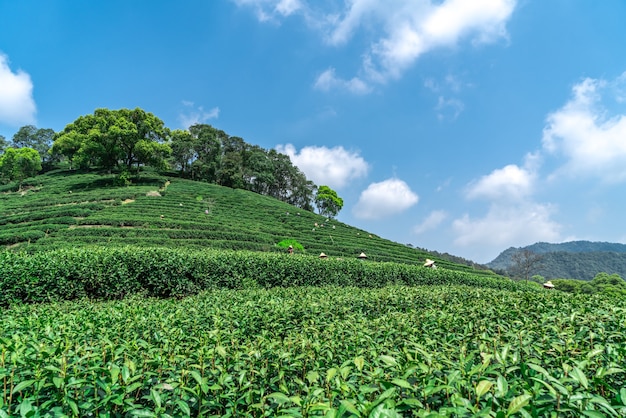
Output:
[
  {"xmin": 488, "ymin": 241, "xmax": 626, "ymax": 280},
  {"xmin": 0, "ymin": 169, "xmax": 497, "ymax": 277}
]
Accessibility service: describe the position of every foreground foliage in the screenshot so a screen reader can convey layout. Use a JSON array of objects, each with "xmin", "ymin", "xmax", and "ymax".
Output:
[{"xmin": 1, "ymin": 286, "xmax": 625, "ymax": 416}]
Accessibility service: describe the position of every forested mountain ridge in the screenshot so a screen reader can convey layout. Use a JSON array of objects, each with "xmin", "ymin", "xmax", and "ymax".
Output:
[{"xmin": 487, "ymin": 241, "xmax": 626, "ymax": 281}]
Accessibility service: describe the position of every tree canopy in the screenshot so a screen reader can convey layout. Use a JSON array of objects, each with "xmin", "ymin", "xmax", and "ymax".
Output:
[
  {"xmin": 52, "ymin": 108, "xmax": 171, "ymax": 172},
  {"xmin": 4, "ymin": 108, "xmax": 322, "ymax": 211},
  {"xmin": 315, "ymin": 185, "xmax": 344, "ymax": 218},
  {"xmin": 0, "ymin": 147, "xmax": 42, "ymax": 187},
  {"xmin": 12, "ymin": 125, "xmax": 56, "ymax": 168},
  {"xmin": 169, "ymin": 124, "xmax": 316, "ymax": 211}
]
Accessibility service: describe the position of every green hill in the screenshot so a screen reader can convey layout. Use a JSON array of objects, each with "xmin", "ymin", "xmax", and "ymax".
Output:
[
  {"xmin": 0, "ymin": 168, "xmax": 496, "ymax": 277},
  {"xmin": 487, "ymin": 241, "xmax": 626, "ymax": 280}
]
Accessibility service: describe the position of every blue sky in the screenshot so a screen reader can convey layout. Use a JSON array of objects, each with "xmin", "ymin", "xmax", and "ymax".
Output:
[{"xmin": 1, "ymin": 0, "xmax": 626, "ymax": 263}]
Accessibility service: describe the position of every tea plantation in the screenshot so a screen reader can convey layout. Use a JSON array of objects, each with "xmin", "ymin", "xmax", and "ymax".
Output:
[
  {"xmin": 0, "ymin": 169, "xmax": 488, "ymax": 274},
  {"xmin": 2, "ymin": 170, "xmax": 626, "ymax": 417}
]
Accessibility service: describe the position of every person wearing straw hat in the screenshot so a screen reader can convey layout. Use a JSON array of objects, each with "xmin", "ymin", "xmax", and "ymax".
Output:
[
  {"xmin": 319, "ymin": 252, "xmax": 328, "ymax": 259},
  {"xmin": 287, "ymin": 245, "xmax": 294, "ymax": 254},
  {"xmin": 543, "ymin": 281, "xmax": 554, "ymax": 289},
  {"xmin": 424, "ymin": 259, "xmax": 437, "ymax": 269},
  {"xmin": 357, "ymin": 252, "xmax": 367, "ymax": 260}
]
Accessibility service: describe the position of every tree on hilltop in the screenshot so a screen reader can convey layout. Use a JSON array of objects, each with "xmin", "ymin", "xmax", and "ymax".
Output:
[
  {"xmin": 0, "ymin": 147, "xmax": 42, "ymax": 188},
  {"xmin": 52, "ymin": 108, "xmax": 171, "ymax": 172},
  {"xmin": 12, "ymin": 125, "xmax": 56, "ymax": 168}
]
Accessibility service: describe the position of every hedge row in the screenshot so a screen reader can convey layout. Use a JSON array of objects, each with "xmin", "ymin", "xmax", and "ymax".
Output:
[{"xmin": 0, "ymin": 247, "xmax": 537, "ymax": 306}]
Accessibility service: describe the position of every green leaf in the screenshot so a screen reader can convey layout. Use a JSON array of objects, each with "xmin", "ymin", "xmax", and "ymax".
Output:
[
  {"xmin": 19, "ymin": 399, "xmax": 33, "ymax": 417},
  {"xmin": 151, "ymin": 389, "xmax": 162, "ymax": 409},
  {"xmin": 495, "ymin": 375, "xmax": 509, "ymax": 398},
  {"xmin": 268, "ymin": 392, "xmax": 291, "ymax": 405},
  {"xmin": 586, "ymin": 347, "xmax": 604, "ymax": 359},
  {"xmin": 354, "ymin": 356, "xmax": 364, "ymax": 371},
  {"xmin": 67, "ymin": 399, "xmax": 79, "ymax": 416},
  {"xmin": 369, "ymin": 403, "xmax": 402, "ymax": 418},
  {"xmin": 12, "ymin": 379, "xmax": 36, "ymax": 394},
  {"xmin": 339, "ymin": 400, "xmax": 360, "ymax": 416},
  {"xmin": 526, "ymin": 363, "xmax": 550, "ymax": 377},
  {"xmin": 475, "ymin": 380, "xmax": 493, "ymax": 398},
  {"xmin": 379, "ymin": 355, "xmax": 397, "ymax": 367},
  {"xmin": 507, "ymin": 394, "xmax": 531, "ymax": 416},
  {"xmin": 175, "ymin": 399, "xmax": 191, "ymax": 416},
  {"xmin": 306, "ymin": 371, "xmax": 319, "ymax": 384},
  {"xmin": 582, "ymin": 411, "xmax": 606, "ymax": 418},
  {"xmin": 190, "ymin": 370, "xmax": 203, "ymax": 386},
  {"xmin": 571, "ymin": 366, "xmax": 589, "ymax": 389},
  {"xmin": 529, "ymin": 377, "xmax": 557, "ymax": 396},
  {"xmin": 391, "ymin": 378, "xmax": 413, "ymax": 390},
  {"xmin": 130, "ymin": 410, "xmax": 156, "ymax": 417}
]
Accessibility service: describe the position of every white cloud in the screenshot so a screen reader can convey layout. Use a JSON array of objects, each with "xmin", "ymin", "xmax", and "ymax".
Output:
[
  {"xmin": 452, "ymin": 202, "xmax": 561, "ymax": 259},
  {"xmin": 276, "ymin": 143, "xmax": 369, "ymax": 189},
  {"xmin": 542, "ymin": 73, "xmax": 626, "ymax": 183},
  {"xmin": 435, "ymin": 96, "xmax": 464, "ymax": 120},
  {"xmin": 353, "ymin": 178, "xmax": 418, "ymax": 220},
  {"xmin": 232, "ymin": 0, "xmax": 303, "ymax": 21},
  {"xmin": 0, "ymin": 53, "xmax": 36, "ymax": 126},
  {"xmin": 179, "ymin": 102, "xmax": 220, "ymax": 129},
  {"xmin": 414, "ymin": 210, "xmax": 447, "ymax": 234},
  {"xmin": 314, "ymin": 68, "xmax": 371, "ymax": 94},
  {"xmin": 465, "ymin": 162, "xmax": 535, "ymax": 202},
  {"xmin": 234, "ymin": 0, "xmax": 517, "ymax": 92}
]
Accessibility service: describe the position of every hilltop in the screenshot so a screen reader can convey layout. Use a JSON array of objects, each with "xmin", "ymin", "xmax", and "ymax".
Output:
[
  {"xmin": 0, "ymin": 168, "xmax": 496, "ymax": 277},
  {"xmin": 488, "ymin": 240, "xmax": 626, "ymax": 280}
]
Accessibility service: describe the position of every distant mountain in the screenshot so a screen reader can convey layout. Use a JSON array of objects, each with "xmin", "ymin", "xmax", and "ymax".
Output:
[{"xmin": 487, "ymin": 241, "xmax": 626, "ymax": 281}]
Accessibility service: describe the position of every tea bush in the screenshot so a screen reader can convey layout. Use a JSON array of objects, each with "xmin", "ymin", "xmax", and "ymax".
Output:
[
  {"xmin": 0, "ymin": 247, "xmax": 532, "ymax": 307},
  {"xmin": 1, "ymin": 286, "xmax": 624, "ymax": 416}
]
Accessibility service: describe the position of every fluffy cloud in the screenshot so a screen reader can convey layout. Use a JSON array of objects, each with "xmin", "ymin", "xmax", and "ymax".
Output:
[
  {"xmin": 353, "ymin": 178, "xmax": 418, "ymax": 220},
  {"xmin": 452, "ymin": 202, "xmax": 561, "ymax": 260},
  {"xmin": 276, "ymin": 143, "xmax": 369, "ymax": 189},
  {"xmin": 542, "ymin": 73, "xmax": 626, "ymax": 183},
  {"xmin": 234, "ymin": 0, "xmax": 517, "ymax": 92},
  {"xmin": 178, "ymin": 101, "xmax": 220, "ymax": 128},
  {"xmin": 465, "ymin": 162, "xmax": 535, "ymax": 202},
  {"xmin": 414, "ymin": 210, "xmax": 447, "ymax": 234},
  {"xmin": 0, "ymin": 53, "xmax": 36, "ymax": 126}
]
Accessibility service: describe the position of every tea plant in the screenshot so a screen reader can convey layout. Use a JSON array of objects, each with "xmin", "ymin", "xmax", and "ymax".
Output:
[
  {"xmin": 0, "ymin": 246, "xmax": 533, "ymax": 306},
  {"xmin": 1, "ymin": 286, "xmax": 625, "ymax": 416}
]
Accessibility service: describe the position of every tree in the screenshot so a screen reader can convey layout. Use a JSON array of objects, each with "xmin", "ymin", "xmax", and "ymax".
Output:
[
  {"xmin": 0, "ymin": 147, "xmax": 42, "ymax": 187},
  {"xmin": 0, "ymin": 135, "xmax": 8, "ymax": 154},
  {"xmin": 169, "ymin": 129, "xmax": 195, "ymax": 176},
  {"xmin": 315, "ymin": 185, "xmax": 343, "ymax": 218},
  {"xmin": 190, "ymin": 124, "xmax": 223, "ymax": 182},
  {"xmin": 509, "ymin": 250, "xmax": 543, "ymax": 281},
  {"xmin": 12, "ymin": 125, "xmax": 56, "ymax": 168},
  {"xmin": 53, "ymin": 108, "xmax": 170, "ymax": 172}
]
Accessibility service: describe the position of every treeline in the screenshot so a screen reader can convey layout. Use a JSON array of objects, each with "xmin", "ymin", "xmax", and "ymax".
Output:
[
  {"xmin": 552, "ymin": 272, "xmax": 626, "ymax": 298},
  {"xmin": 1, "ymin": 108, "xmax": 320, "ymax": 212}
]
